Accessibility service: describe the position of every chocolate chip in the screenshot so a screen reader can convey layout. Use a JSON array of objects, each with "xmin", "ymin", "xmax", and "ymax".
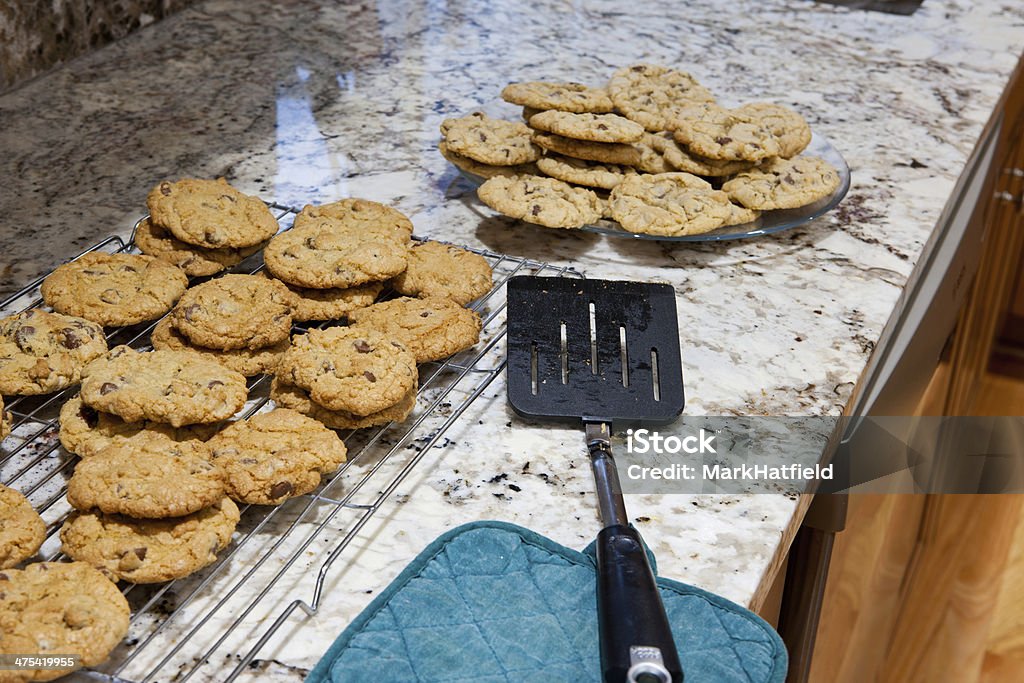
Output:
[
  {"xmin": 183, "ymin": 304, "xmax": 201, "ymax": 322},
  {"xmin": 269, "ymin": 481, "xmax": 293, "ymax": 499},
  {"xmin": 204, "ymin": 229, "xmax": 222, "ymax": 245},
  {"xmin": 220, "ymin": 194, "xmax": 237, "ymax": 203},
  {"xmin": 240, "ymin": 457, "xmax": 258, "ymax": 464},
  {"xmin": 0, "ymin": 573, "xmax": 8, "ymax": 581},
  {"xmin": 134, "ymin": 547, "xmax": 148, "ymax": 560},
  {"xmin": 159, "ymin": 182, "xmax": 172, "ymax": 196},
  {"xmin": 208, "ymin": 380, "xmax": 224, "ymax": 388},
  {"xmin": 99, "ymin": 382, "xmax": 118, "ymax": 395},
  {"xmin": 14, "ymin": 326, "xmax": 35, "ymax": 348},
  {"xmin": 391, "ymin": 341, "xmax": 404, "ymax": 348},
  {"xmin": 420, "ymin": 311, "xmax": 430, "ymax": 317},
  {"xmin": 531, "ymin": 204, "xmax": 541, "ymax": 216},
  {"xmin": 79, "ymin": 404, "xmax": 99, "ymax": 428},
  {"xmin": 353, "ymin": 340, "xmax": 372, "ymax": 353},
  {"xmin": 305, "ymin": 236, "xmax": 317, "ymax": 249},
  {"xmin": 715, "ymin": 136, "xmax": 732, "ymax": 145},
  {"xmin": 597, "ymin": 123, "xmax": 608, "ymax": 130},
  {"xmin": 479, "ymin": 132, "xmax": 488, "ymax": 142},
  {"xmin": 363, "ymin": 371, "xmax": 377, "ymax": 382},
  {"xmin": 631, "ymin": 65, "xmax": 645, "ymax": 72},
  {"xmin": 783, "ymin": 173, "xmax": 796, "ymax": 185},
  {"xmin": 61, "ymin": 329, "xmax": 83, "ymax": 349},
  {"xmin": 99, "ymin": 288, "xmax": 121, "ymax": 304}
]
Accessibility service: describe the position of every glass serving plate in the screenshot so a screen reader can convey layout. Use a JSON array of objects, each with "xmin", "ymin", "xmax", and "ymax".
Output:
[{"xmin": 453, "ymin": 101, "xmax": 851, "ymax": 242}]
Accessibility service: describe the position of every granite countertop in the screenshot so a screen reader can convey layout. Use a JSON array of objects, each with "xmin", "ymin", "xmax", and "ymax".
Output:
[{"xmin": 1, "ymin": 0, "xmax": 1023, "ymax": 681}]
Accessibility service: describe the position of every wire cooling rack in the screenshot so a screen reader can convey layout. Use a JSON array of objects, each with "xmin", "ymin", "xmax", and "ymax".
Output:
[{"xmin": 0, "ymin": 202, "xmax": 583, "ymax": 682}]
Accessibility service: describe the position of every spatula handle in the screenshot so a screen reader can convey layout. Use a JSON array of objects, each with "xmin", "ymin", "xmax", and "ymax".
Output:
[{"xmin": 596, "ymin": 524, "xmax": 684, "ymax": 683}]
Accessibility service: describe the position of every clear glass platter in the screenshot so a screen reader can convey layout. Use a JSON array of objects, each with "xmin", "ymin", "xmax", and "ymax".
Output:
[{"xmin": 453, "ymin": 101, "xmax": 851, "ymax": 242}]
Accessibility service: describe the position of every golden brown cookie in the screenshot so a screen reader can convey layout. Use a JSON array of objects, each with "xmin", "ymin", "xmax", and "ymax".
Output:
[
  {"xmin": 391, "ymin": 241, "xmax": 493, "ymax": 305},
  {"xmin": 259, "ymin": 271, "xmax": 382, "ymax": 323},
  {"xmin": 348, "ymin": 296, "xmax": 482, "ymax": 363},
  {"xmin": 58, "ymin": 395, "xmax": 220, "ymax": 459},
  {"xmin": 0, "ymin": 562, "xmax": 129, "ymax": 681},
  {"xmin": 277, "ymin": 327, "xmax": 417, "ymax": 416},
  {"xmin": 207, "ymin": 408, "xmax": 347, "ymax": 505},
  {"xmin": 528, "ymin": 111, "xmax": 644, "ymax": 144},
  {"xmin": 501, "ymin": 81, "xmax": 614, "ymax": 113},
  {"xmin": 150, "ymin": 317, "xmax": 288, "ymax": 377},
  {"xmin": 0, "ymin": 485, "xmax": 45, "ymax": 569},
  {"xmin": 0, "ymin": 310, "xmax": 107, "ymax": 396},
  {"xmin": 60, "ymin": 497, "xmax": 239, "ymax": 584},
  {"xmin": 67, "ymin": 439, "xmax": 224, "ymax": 519},
  {"xmin": 79, "ymin": 346, "xmax": 248, "ymax": 427},
  {"xmin": 133, "ymin": 217, "xmax": 264, "ymax": 277},
  {"xmin": 532, "ymin": 132, "xmax": 642, "ymax": 167},
  {"xmin": 609, "ymin": 172, "xmax": 733, "ymax": 236},
  {"xmin": 536, "ymin": 154, "xmax": 637, "ymax": 190},
  {"xmin": 477, "ymin": 174, "xmax": 603, "ymax": 229},
  {"xmin": 735, "ymin": 102, "xmax": 812, "ymax": 158},
  {"xmin": 40, "ymin": 252, "xmax": 188, "ymax": 327},
  {"xmin": 607, "ymin": 64, "xmax": 716, "ymax": 132},
  {"xmin": 264, "ymin": 223, "xmax": 408, "ymax": 290},
  {"xmin": 0, "ymin": 395, "xmax": 10, "ymax": 440},
  {"xmin": 290, "ymin": 198, "xmax": 414, "ymax": 245},
  {"xmin": 146, "ymin": 177, "xmax": 279, "ymax": 249},
  {"xmin": 671, "ymin": 104, "xmax": 782, "ymax": 162},
  {"xmin": 722, "ymin": 156, "xmax": 841, "ymax": 210},
  {"xmin": 270, "ymin": 377, "xmax": 417, "ymax": 430},
  {"xmin": 440, "ymin": 112, "xmax": 541, "ymax": 166},
  {"xmin": 440, "ymin": 140, "xmax": 540, "ymax": 180},
  {"xmin": 170, "ymin": 274, "xmax": 297, "ymax": 351}
]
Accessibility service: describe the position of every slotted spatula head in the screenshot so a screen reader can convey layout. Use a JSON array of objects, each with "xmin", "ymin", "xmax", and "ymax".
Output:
[{"xmin": 506, "ymin": 276, "xmax": 685, "ymax": 426}]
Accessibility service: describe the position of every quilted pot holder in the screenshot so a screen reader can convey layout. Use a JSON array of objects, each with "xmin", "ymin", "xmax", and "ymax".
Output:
[{"xmin": 307, "ymin": 520, "xmax": 787, "ymax": 682}]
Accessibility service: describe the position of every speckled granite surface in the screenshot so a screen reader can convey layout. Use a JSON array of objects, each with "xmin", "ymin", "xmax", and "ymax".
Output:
[
  {"xmin": 0, "ymin": 0, "xmax": 196, "ymax": 92},
  {"xmin": 0, "ymin": 0, "xmax": 1022, "ymax": 680}
]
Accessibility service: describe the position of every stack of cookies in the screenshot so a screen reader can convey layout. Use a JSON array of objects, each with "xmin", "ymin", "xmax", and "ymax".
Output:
[
  {"xmin": 152, "ymin": 273, "xmax": 298, "ymax": 376},
  {"xmin": 440, "ymin": 64, "xmax": 841, "ymax": 236},
  {"xmin": 57, "ymin": 345, "xmax": 248, "ymax": 584},
  {"xmin": 137, "ymin": 177, "xmax": 280, "ymax": 276}
]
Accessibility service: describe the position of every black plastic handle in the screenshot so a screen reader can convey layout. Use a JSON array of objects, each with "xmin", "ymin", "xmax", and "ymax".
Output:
[{"xmin": 596, "ymin": 524, "xmax": 684, "ymax": 683}]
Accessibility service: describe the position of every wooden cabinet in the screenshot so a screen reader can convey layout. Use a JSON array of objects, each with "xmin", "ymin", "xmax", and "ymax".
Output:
[{"xmin": 803, "ymin": 56, "xmax": 1024, "ymax": 683}]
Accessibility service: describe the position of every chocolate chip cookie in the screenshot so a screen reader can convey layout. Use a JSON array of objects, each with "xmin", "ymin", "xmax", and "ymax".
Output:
[
  {"xmin": 440, "ymin": 140, "xmax": 540, "ymax": 180},
  {"xmin": 607, "ymin": 64, "xmax": 716, "ymax": 132},
  {"xmin": 609, "ymin": 172, "xmax": 733, "ymax": 236},
  {"xmin": 0, "ymin": 562, "xmax": 129, "ymax": 680},
  {"xmin": 264, "ymin": 222, "xmax": 408, "ymax": 290},
  {"xmin": 171, "ymin": 274, "xmax": 297, "ymax": 351},
  {"xmin": 536, "ymin": 154, "xmax": 637, "ymax": 190},
  {"xmin": 735, "ymin": 102, "xmax": 812, "ymax": 158},
  {"xmin": 59, "ymin": 395, "xmax": 220, "ymax": 459},
  {"xmin": 80, "ymin": 346, "xmax": 248, "ymax": 427},
  {"xmin": 259, "ymin": 272, "xmax": 382, "ymax": 323},
  {"xmin": 0, "ymin": 396, "xmax": 9, "ymax": 440},
  {"xmin": 348, "ymin": 296, "xmax": 482, "ymax": 363},
  {"xmin": 0, "ymin": 485, "xmax": 45, "ymax": 569},
  {"xmin": 146, "ymin": 177, "xmax": 279, "ymax": 249},
  {"xmin": 440, "ymin": 112, "xmax": 541, "ymax": 166},
  {"xmin": 61, "ymin": 496, "xmax": 239, "ymax": 584},
  {"xmin": 207, "ymin": 408, "xmax": 347, "ymax": 505},
  {"xmin": 67, "ymin": 439, "xmax": 224, "ymax": 519},
  {"xmin": 671, "ymin": 104, "xmax": 781, "ymax": 162},
  {"xmin": 150, "ymin": 317, "xmax": 288, "ymax": 377},
  {"xmin": 391, "ymin": 241, "xmax": 493, "ymax": 305},
  {"xmin": 0, "ymin": 310, "xmax": 107, "ymax": 396},
  {"xmin": 134, "ymin": 217, "xmax": 264, "ymax": 277},
  {"xmin": 41, "ymin": 252, "xmax": 188, "ymax": 327},
  {"xmin": 278, "ymin": 327, "xmax": 417, "ymax": 416},
  {"xmin": 532, "ymin": 132, "xmax": 642, "ymax": 167},
  {"xmin": 528, "ymin": 111, "xmax": 644, "ymax": 144},
  {"xmin": 648, "ymin": 133, "xmax": 759, "ymax": 176},
  {"xmin": 270, "ymin": 377, "xmax": 417, "ymax": 430},
  {"xmin": 722, "ymin": 156, "xmax": 841, "ymax": 210},
  {"xmin": 290, "ymin": 198, "xmax": 414, "ymax": 246},
  {"xmin": 501, "ymin": 81, "xmax": 614, "ymax": 113},
  {"xmin": 477, "ymin": 174, "xmax": 603, "ymax": 229}
]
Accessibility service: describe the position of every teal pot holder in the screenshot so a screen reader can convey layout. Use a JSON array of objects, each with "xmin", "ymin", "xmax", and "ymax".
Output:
[{"xmin": 307, "ymin": 520, "xmax": 787, "ymax": 682}]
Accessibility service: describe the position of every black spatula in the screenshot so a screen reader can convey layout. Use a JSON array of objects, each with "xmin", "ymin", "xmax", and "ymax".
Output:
[{"xmin": 506, "ymin": 275, "xmax": 685, "ymax": 683}]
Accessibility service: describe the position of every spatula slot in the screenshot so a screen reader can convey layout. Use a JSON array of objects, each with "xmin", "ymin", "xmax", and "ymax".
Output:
[
  {"xmin": 651, "ymin": 348, "xmax": 660, "ymax": 401},
  {"xmin": 619, "ymin": 326, "xmax": 629, "ymax": 388},
  {"xmin": 531, "ymin": 342, "xmax": 539, "ymax": 395},
  {"xmin": 589, "ymin": 301, "xmax": 599, "ymax": 375},
  {"xmin": 560, "ymin": 322, "xmax": 569, "ymax": 384}
]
